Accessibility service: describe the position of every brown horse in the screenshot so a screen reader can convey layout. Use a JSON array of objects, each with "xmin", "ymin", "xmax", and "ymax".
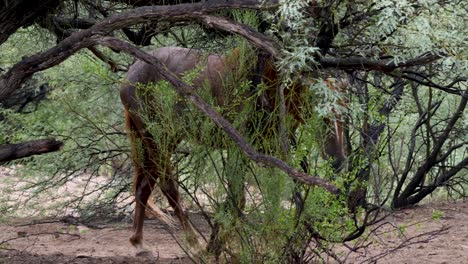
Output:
[{"xmin": 120, "ymin": 47, "xmax": 346, "ymax": 256}]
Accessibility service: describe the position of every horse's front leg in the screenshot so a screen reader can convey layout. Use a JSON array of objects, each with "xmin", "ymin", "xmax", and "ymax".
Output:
[{"xmin": 160, "ymin": 171, "xmax": 205, "ymax": 253}]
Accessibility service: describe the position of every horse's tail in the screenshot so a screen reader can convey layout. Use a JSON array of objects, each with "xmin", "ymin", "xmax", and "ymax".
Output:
[{"xmin": 145, "ymin": 196, "xmax": 177, "ymax": 228}]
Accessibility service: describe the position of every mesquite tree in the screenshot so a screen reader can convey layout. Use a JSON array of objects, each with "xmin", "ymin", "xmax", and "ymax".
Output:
[{"xmin": 0, "ymin": 0, "xmax": 466, "ymax": 262}]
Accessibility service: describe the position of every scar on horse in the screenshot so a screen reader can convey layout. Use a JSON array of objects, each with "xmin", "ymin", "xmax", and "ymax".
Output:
[{"xmin": 120, "ymin": 47, "xmax": 347, "ymax": 256}]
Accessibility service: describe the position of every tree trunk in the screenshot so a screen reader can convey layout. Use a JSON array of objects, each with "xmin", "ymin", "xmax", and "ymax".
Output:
[{"xmin": 0, "ymin": 0, "xmax": 61, "ymax": 45}]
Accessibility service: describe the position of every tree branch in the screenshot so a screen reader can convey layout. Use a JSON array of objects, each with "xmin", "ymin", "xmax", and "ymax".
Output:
[
  {"xmin": 395, "ymin": 72, "xmax": 466, "ymax": 96},
  {"xmin": 320, "ymin": 53, "xmax": 444, "ymax": 72},
  {"xmin": 199, "ymin": 15, "xmax": 280, "ymax": 57},
  {"xmin": 393, "ymin": 90, "xmax": 468, "ymax": 208},
  {"xmin": 0, "ymin": 138, "xmax": 63, "ymax": 164},
  {"xmin": 0, "ymin": 0, "xmax": 279, "ymax": 101},
  {"xmin": 88, "ymin": 46, "xmax": 123, "ymax": 72},
  {"xmin": 52, "ymin": 17, "xmax": 95, "ymax": 30}
]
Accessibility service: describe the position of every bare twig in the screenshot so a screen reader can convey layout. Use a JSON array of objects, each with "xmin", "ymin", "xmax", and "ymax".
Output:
[
  {"xmin": 320, "ymin": 53, "xmax": 444, "ymax": 72},
  {"xmin": 361, "ymin": 226, "xmax": 450, "ymax": 264},
  {"xmin": 87, "ymin": 46, "xmax": 123, "ymax": 72}
]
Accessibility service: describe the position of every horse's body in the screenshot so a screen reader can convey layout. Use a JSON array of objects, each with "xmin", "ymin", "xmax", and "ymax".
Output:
[{"xmin": 120, "ymin": 47, "xmax": 346, "ymax": 255}]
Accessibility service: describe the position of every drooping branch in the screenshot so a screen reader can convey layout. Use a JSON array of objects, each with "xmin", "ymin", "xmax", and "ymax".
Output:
[
  {"xmin": 0, "ymin": 0, "xmax": 280, "ymax": 102},
  {"xmin": 0, "ymin": 138, "xmax": 63, "ymax": 164},
  {"xmin": 121, "ymin": 24, "xmax": 159, "ymax": 46},
  {"xmin": 85, "ymin": 0, "xmax": 157, "ymax": 46},
  {"xmin": 95, "ymin": 36, "xmax": 340, "ymax": 194},
  {"xmin": 319, "ymin": 53, "xmax": 466, "ymax": 96},
  {"xmin": 37, "ymin": 17, "xmax": 123, "ymax": 73},
  {"xmin": 88, "ymin": 46, "xmax": 123, "ymax": 72},
  {"xmin": 199, "ymin": 15, "xmax": 280, "ymax": 57}
]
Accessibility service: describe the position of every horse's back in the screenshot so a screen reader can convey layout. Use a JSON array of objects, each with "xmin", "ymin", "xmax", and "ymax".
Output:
[
  {"xmin": 123, "ymin": 47, "xmax": 201, "ymax": 88},
  {"xmin": 121, "ymin": 47, "xmax": 226, "ymax": 108},
  {"xmin": 126, "ymin": 47, "xmax": 229, "ymax": 84}
]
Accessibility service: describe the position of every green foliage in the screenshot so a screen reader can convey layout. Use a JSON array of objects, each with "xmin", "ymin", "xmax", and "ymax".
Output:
[
  {"xmin": 0, "ymin": 28, "xmax": 131, "ymax": 218},
  {"xmin": 397, "ymin": 224, "xmax": 407, "ymax": 237},
  {"xmin": 0, "ymin": 27, "xmax": 55, "ymax": 67},
  {"xmin": 431, "ymin": 209, "xmax": 444, "ymax": 220}
]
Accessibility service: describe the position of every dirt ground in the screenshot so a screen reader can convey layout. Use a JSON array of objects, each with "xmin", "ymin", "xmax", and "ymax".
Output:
[
  {"xmin": 0, "ymin": 201, "xmax": 466, "ymax": 263},
  {"xmin": 339, "ymin": 201, "xmax": 468, "ymax": 264},
  {"xmin": 0, "ymin": 216, "xmax": 195, "ymax": 264},
  {"xmin": 0, "ymin": 167, "xmax": 467, "ymax": 263}
]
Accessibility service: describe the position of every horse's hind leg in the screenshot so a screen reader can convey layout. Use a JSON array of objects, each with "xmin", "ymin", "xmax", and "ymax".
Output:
[
  {"xmin": 129, "ymin": 157, "xmax": 157, "ymax": 256},
  {"xmin": 208, "ymin": 148, "xmax": 246, "ymax": 257},
  {"xmin": 125, "ymin": 109, "xmax": 158, "ymax": 256}
]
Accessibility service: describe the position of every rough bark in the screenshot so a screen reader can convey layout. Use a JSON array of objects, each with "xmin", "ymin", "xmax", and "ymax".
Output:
[
  {"xmin": 0, "ymin": 138, "xmax": 63, "ymax": 164},
  {"xmin": 0, "ymin": 0, "xmax": 61, "ymax": 45}
]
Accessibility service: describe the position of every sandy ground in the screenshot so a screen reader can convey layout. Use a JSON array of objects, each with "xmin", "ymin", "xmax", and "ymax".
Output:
[
  {"xmin": 0, "ymin": 166, "xmax": 467, "ymax": 263},
  {"xmin": 339, "ymin": 201, "xmax": 468, "ymax": 264},
  {"xmin": 0, "ymin": 216, "xmax": 195, "ymax": 263},
  {"xmin": 0, "ymin": 201, "xmax": 466, "ymax": 263}
]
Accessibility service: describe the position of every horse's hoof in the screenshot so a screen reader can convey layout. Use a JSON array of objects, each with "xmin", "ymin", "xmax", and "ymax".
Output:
[{"xmin": 136, "ymin": 249, "xmax": 154, "ymax": 259}]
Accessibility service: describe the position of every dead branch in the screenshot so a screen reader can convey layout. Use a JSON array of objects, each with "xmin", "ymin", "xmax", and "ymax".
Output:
[
  {"xmin": 199, "ymin": 15, "xmax": 280, "ymax": 57},
  {"xmin": 388, "ymin": 71, "xmax": 466, "ymax": 96},
  {"xmin": 393, "ymin": 90, "xmax": 467, "ymax": 207},
  {"xmin": 0, "ymin": 138, "xmax": 63, "ymax": 164},
  {"xmin": 88, "ymin": 46, "xmax": 123, "ymax": 72}
]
